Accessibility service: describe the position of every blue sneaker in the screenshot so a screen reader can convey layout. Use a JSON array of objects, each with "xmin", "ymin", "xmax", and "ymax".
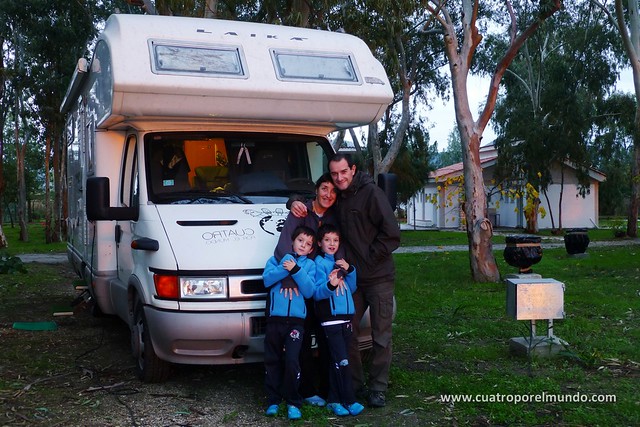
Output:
[
  {"xmin": 326, "ymin": 402, "xmax": 349, "ymax": 416},
  {"xmin": 347, "ymin": 402, "xmax": 364, "ymax": 415},
  {"xmin": 304, "ymin": 395, "xmax": 326, "ymax": 406},
  {"xmin": 287, "ymin": 405, "xmax": 302, "ymax": 420},
  {"xmin": 265, "ymin": 404, "xmax": 279, "ymax": 416}
]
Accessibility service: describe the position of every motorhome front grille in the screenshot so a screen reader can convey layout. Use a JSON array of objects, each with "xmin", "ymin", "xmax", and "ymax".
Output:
[
  {"xmin": 241, "ymin": 279, "xmax": 265, "ymax": 294},
  {"xmin": 250, "ymin": 316, "xmax": 266, "ymax": 337}
]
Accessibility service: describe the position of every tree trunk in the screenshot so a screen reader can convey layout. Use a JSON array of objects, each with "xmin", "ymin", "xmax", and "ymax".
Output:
[
  {"xmin": 611, "ymin": 0, "xmax": 640, "ymax": 237},
  {"xmin": 525, "ymin": 196, "xmax": 539, "ymax": 234},
  {"xmin": 0, "ymin": 35, "xmax": 6, "ymax": 241},
  {"xmin": 429, "ymin": 0, "xmax": 560, "ymax": 282},
  {"xmin": 369, "ymin": 33, "xmax": 411, "ymax": 180},
  {"xmin": 542, "ymin": 189, "xmax": 556, "ymax": 230},
  {"xmin": 16, "ymin": 130, "xmax": 28, "ymax": 242},
  {"xmin": 628, "ymin": 128, "xmax": 640, "ymax": 237},
  {"xmin": 558, "ymin": 165, "xmax": 565, "ymax": 231},
  {"xmin": 204, "ymin": 0, "xmax": 218, "ymax": 18},
  {"xmin": 45, "ymin": 131, "xmax": 53, "ymax": 243},
  {"xmin": 460, "ymin": 125, "xmax": 500, "ymax": 282}
]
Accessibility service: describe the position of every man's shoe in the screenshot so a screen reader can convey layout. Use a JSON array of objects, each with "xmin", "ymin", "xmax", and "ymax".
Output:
[
  {"xmin": 347, "ymin": 402, "xmax": 365, "ymax": 415},
  {"xmin": 368, "ymin": 391, "xmax": 386, "ymax": 408},
  {"xmin": 287, "ymin": 405, "xmax": 302, "ymax": 420},
  {"xmin": 326, "ymin": 402, "xmax": 350, "ymax": 416},
  {"xmin": 265, "ymin": 404, "xmax": 279, "ymax": 416},
  {"xmin": 304, "ymin": 395, "xmax": 326, "ymax": 406}
]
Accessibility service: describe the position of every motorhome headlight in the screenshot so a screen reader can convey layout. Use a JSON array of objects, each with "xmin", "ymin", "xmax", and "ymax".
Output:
[{"xmin": 180, "ymin": 277, "xmax": 228, "ymax": 299}]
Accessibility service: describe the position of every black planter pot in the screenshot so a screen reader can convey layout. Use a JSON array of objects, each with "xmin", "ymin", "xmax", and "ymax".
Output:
[
  {"xmin": 503, "ymin": 235, "xmax": 543, "ymax": 274},
  {"xmin": 564, "ymin": 228, "xmax": 589, "ymax": 255}
]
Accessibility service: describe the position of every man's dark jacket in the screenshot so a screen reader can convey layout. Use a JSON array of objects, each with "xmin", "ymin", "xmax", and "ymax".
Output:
[{"xmin": 335, "ymin": 171, "xmax": 400, "ymax": 284}]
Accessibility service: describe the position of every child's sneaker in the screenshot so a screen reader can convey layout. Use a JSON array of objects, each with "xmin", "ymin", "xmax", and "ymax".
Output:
[
  {"xmin": 287, "ymin": 405, "xmax": 302, "ymax": 420},
  {"xmin": 304, "ymin": 395, "xmax": 326, "ymax": 406},
  {"xmin": 347, "ymin": 402, "xmax": 364, "ymax": 416},
  {"xmin": 265, "ymin": 404, "xmax": 279, "ymax": 416},
  {"xmin": 326, "ymin": 402, "xmax": 349, "ymax": 416}
]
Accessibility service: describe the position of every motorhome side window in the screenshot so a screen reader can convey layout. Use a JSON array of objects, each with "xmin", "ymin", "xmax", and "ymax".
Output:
[
  {"xmin": 271, "ymin": 50, "xmax": 360, "ymax": 83},
  {"xmin": 149, "ymin": 41, "xmax": 246, "ymax": 78},
  {"xmin": 145, "ymin": 132, "xmax": 327, "ymax": 204}
]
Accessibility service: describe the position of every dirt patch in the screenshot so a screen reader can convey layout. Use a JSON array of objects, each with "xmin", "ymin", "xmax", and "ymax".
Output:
[{"xmin": 0, "ymin": 263, "xmax": 423, "ymax": 426}]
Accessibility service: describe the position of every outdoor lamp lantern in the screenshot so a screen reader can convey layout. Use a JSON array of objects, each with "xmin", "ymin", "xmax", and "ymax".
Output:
[{"xmin": 506, "ymin": 278, "xmax": 568, "ymax": 357}]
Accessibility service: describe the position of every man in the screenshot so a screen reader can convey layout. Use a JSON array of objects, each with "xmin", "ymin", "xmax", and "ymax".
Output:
[
  {"xmin": 328, "ymin": 153, "xmax": 400, "ymax": 408},
  {"xmin": 293, "ymin": 153, "xmax": 400, "ymax": 407}
]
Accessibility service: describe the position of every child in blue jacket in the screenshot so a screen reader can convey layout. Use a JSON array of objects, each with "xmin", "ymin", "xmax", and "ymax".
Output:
[
  {"xmin": 262, "ymin": 225, "xmax": 317, "ymax": 420},
  {"xmin": 314, "ymin": 224, "xmax": 364, "ymax": 417}
]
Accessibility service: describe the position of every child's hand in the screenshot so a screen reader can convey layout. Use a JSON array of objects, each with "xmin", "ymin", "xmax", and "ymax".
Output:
[
  {"xmin": 335, "ymin": 259, "xmax": 350, "ymax": 271},
  {"xmin": 282, "ymin": 259, "xmax": 296, "ymax": 271}
]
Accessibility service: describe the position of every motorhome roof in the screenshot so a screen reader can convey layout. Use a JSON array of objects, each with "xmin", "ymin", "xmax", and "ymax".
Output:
[{"xmin": 61, "ymin": 14, "xmax": 393, "ymax": 133}]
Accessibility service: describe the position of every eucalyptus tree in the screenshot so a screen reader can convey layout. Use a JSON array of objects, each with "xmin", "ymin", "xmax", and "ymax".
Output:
[
  {"xmin": 388, "ymin": 120, "xmax": 438, "ymax": 205},
  {"xmin": 1, "ymin": 2, "xmax": 35, "ymax": 242},
  {"xmin": 592, "ymin": 0, "xmax": 640, "ymax": 237},
  {"xmin": 333, "ymin": 1, "xmax": 448, "ymax": 179},
  {"xmin": 421, "ymin": 0, "xmax": 562, "ymax": 282},
  {"xmin": 0, "ymin": 35, "xmax": 7, "ymax": 247},
  {"xmin": 489, "ymin": 1, "xmax": 622, "ymax": 233},
  {"xmin": 591, "ymin": 92, "xmax": 635, "ymax": 216},
  {"xmin": 0, "ymin": 1, "xmax": 105, "ymax": 243}
]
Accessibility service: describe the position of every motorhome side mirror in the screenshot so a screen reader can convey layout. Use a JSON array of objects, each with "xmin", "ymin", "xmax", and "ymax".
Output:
[
  {"xmin": 377, "ymin": 173, "xmax": 397, "ymax": 211},
  {"xmin": 86, "ymin": 177, "xmax": 138, "ymax": 221}
]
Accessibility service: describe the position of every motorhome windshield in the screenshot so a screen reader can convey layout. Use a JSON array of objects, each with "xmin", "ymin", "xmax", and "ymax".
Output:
[{"xmin": 145, "ymin": 132, "xmax": 327, "ymax": 204}]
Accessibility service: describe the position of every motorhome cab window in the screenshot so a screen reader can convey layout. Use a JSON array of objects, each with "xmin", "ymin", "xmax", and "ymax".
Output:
[
  {"xmin": 271, "ymin": 50, "xmax": 359, "ymax": 83},
  {"xmin": 149, "ymin": 41, "xmax": 245, "ymax": 77},
  {"xmin": 145, "ymin": 132, "xmax": 326, "ymax": 204}
]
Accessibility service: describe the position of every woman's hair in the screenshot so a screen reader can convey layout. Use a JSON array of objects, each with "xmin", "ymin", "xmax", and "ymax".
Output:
[{"xmin": 315, "ymin": 172, "xmax": 334, "ymax": 189}]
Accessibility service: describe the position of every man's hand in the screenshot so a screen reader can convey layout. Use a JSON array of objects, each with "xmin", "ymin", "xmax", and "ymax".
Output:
[
  {"xmin": 328, "ymin": 269, "xmax": 346, "ymax": 295},
  {"xmin": 280, "ymin": 286, "xmax": 300, "ymax": 300},
  {"xmin": 335, "ymin": 259, "xmax": 350, "ymax": 271},
  {"xmin": 290, "ymin": 201, "xmax": 308, "ymax": 218}
]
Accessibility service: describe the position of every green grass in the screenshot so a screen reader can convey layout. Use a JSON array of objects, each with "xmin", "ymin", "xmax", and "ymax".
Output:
[
  {"xmin": 391, "ymin": 246, "xmax": 640, "ymax": 426},
  {"xmin": 1, "ymin": 222, "xmax": 66, "ymax": 255},
  {"xmin": 3, "ymin": 222, "xmax": 638, "ymax": 425},
  {"xmin": 400, "ymin": 225, "xmax": 630, "ymax": 247}
]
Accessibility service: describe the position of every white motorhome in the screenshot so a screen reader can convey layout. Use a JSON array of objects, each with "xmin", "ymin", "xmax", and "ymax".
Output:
[{"xmin": 61, "ymin": 14, "xmax": 393, "ymax": 382}]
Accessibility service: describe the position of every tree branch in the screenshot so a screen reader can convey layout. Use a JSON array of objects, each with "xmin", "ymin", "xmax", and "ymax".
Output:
[{"xmin": 478, "ymin": 0, "xmax": 562, "ymax": 131}]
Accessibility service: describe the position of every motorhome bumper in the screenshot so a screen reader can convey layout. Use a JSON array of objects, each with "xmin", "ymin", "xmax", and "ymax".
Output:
[{"xmin": 144, "ymin": 305, "xmax": 265, "ymax": 365}]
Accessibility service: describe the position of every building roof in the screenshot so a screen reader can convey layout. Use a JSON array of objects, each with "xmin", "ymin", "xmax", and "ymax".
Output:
[
  {"xmin": 430, "ymin": 142, "xmax": 606, "ymax": 183},
  {"xmin": 430, "ymin": 155, "xmax": 497, "ymax": 180}
]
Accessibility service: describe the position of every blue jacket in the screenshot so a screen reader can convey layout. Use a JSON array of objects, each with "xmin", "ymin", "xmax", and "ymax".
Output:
[
  {"xmin": 263, "ymin": 253, "xmax": 316, "ymax": 323},
  {"xmin": 313, "ymin": 252, "xmax": 357, "ymax": 323}
]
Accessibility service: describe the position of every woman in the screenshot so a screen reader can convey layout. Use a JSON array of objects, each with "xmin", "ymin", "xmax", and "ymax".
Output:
[
  {"xmin": 273, "ymin": 173, "xmax": 340, "ymax": 407},
  {"xmin": 274, "ymin": 173, "xmax": 338, "ymax": 259}
]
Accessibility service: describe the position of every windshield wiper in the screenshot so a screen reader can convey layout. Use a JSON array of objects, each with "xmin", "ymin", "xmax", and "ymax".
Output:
[
  {"xmin": 156, "ymin": 191, "xmax": 253, "ymax": 204},
  {"xmin": 243, "ymin": 189, "xmax": 314, "ymax": 197}
]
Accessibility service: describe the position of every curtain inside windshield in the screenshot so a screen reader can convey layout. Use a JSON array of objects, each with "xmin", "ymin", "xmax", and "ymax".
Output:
[{"xmin": 145, "ymin": 132, "xmax": 323, "ymax": 204}]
